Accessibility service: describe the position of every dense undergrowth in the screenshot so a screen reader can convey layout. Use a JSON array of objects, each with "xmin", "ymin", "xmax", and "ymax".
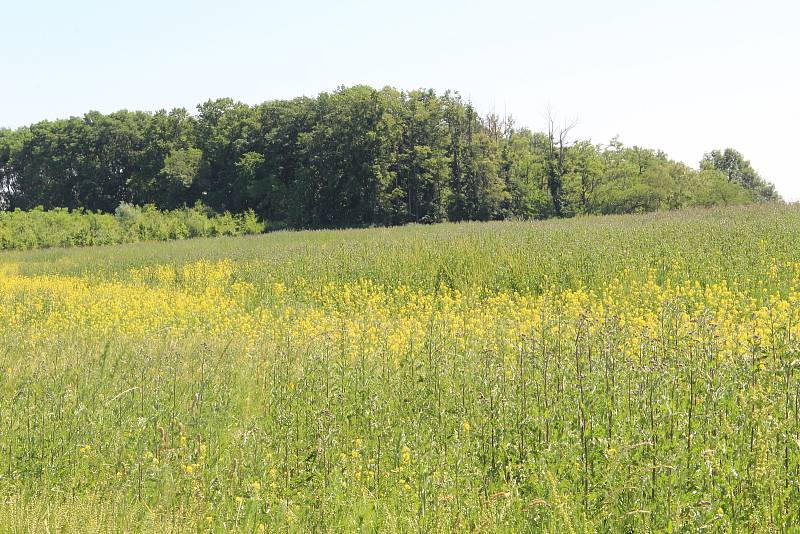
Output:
[{"xmin": 0, "ymin": 204, "xmax": 264, "ymax": 251}]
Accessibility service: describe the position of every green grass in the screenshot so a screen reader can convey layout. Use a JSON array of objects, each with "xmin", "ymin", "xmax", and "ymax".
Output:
[
  {"xmin": 8, "ymin": 203, "xmax": 800, "ymax": 292},
  {"xmin": 1, "ymin": 203, "xmax": 800, "ymax": 532}
]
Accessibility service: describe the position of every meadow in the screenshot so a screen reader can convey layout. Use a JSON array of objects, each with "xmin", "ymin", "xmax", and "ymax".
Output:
[{"xmin": 1, "ymin": 204, "xmax": 800, "ymax": 532}]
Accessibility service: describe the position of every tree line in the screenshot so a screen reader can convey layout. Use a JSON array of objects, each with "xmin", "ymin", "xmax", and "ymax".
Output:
[{"xmin": 0, "ymin": 85, "xmax": 779, "ymax": 228}]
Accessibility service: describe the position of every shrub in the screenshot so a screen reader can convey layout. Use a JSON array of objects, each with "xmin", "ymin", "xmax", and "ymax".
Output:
[{"xmin": 0, "ymin": 204, "xmax": 267, "ymax": 251}]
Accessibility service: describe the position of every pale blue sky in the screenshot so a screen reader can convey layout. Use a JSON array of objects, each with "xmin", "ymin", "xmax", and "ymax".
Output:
[{"xmin": 2, "ymin": 0, "xmax": 798, "ymax": 198}]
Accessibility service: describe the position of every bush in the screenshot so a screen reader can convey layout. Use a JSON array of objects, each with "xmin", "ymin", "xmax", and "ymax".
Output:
[{"xmin": 0, "ymin": 204, "xmax": 267, "ymax": 251}]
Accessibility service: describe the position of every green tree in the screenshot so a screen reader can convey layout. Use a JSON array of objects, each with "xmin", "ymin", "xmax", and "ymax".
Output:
[
  {"xmin": 0, "ymin": 129, "xmax": 15, "ymax": 208},
  {"xmin": 701, "ymin": 148, "xmax": 779, "ymax": 201},
  {"xmin": 246, "ymin": 97, "xmax": 314, "ymax": 225},
  {"xmin": 0, "ymin": 85, "xmax": 783, "ymax": 226},
  {"xmin": 158, "ymin": 147, "xmax": 202, "ymax": 206},
  {"xmin": 131, "ymin": 108, "xmax": 197, "ymax": 208},
  {"xmin": 389, "ymin": 89, "xmax": 451, "ymax": 224},
  {"xmin": 500, "ymin": 129, "xmax": 552, "ymax": 219},
  {"xmin": 542, "ymin": 112, "xmax": 576, "ymax": 217},
  {"xmin": 562, "ymin": 140, "xmax": 604, "ymax": 215},
  {"xmin": 195, "ymin": 98, "xmax": 260, "ymax": 213},
  {"xmin": 295, "ymin": 86, "xmax": 401, "ymax": 228},
  {"xmin": 443, "ymin": 96, "xmax": 508, "ymax": 221}
]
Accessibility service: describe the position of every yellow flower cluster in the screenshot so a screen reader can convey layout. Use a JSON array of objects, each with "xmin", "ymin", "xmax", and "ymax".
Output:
[{"xmin": 1, "ymin": 260, "xmax": 799, "ymax": 368}]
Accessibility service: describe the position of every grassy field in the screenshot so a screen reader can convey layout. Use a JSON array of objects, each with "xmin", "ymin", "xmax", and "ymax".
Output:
[{"xmin": 2, "ymin": 204, "xmax": 800, "ymax": 532}]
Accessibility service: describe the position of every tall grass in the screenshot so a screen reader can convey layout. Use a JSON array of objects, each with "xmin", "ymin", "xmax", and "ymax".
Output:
[{"xmin": 0, "ymin": 203, "xmax": 799, "ymax": 532}]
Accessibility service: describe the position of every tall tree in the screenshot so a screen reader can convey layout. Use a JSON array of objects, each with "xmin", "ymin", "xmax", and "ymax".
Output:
[
  {"xmin": 0, "ymin": 85, "xmax": 782, "ymax": 225},
  {"xmin": 500, "ymin": 129, "xmax": 553, "ymax": 219},
  {"xmin": 246, "ymin": 97, "xmax": 314, "ymax": 225},
  {"xmin": 390, "ymin": 89, "xmax": 451, "ymax": 224},
  {"xmin": 443, "ymin": 95, "xmax": 508, "ymax": 221},
  {"xmin": 296, "ymin": 86, "xmax": 401, "ymax": 228},
  {"xmin": 701, "ymin": 148, "xmax": 779, "ymax": 201},
  {"xmin": 0, "ymin": 129, "xmax": 15, "ymax": 208},
  {"xmin": 543, "ymin": 111, "xmax": 576, "ymax": 217},
  {"xmin": 132, "ymin": 108, "xmax": 197, "ymax": 208},
  {"xmin": 195, "ymin": 98, "xmax": 260, "ymax": 213}
]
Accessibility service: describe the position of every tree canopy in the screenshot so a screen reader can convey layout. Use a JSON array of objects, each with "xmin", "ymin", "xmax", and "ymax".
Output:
[
  {"xmin": 700, "ymin": 148, "xmax": 779, "ymax": 201},
  {"xmin": 0, "ymin": 86, "xmax": 780, "ymax": 226}
]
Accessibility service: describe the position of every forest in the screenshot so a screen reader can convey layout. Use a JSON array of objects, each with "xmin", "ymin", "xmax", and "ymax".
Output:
[{"xmin": 0, "ymin": 85, "xmax": 779, "ymax": 228}]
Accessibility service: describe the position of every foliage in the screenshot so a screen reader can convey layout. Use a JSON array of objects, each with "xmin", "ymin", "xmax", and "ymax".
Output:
[
  {"xmin": 0, "ymin": 204, "xmax": 265, "ymax": 251},
  {"xmin": 0, "ymin": 87, "xmax": 780, "ymax": 229},
  {"xmin": 701, "ymin": 148, "xmax": 779, "ymax": 201},
  {"xmin": 1, "ymin": 204, "xmax": 800, "ymax": 531}
]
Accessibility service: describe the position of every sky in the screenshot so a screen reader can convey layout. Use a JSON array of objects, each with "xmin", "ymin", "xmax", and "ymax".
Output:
[{"xmin": 2, "ymin": 0, "xmax": 799, "ymax": 198}]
